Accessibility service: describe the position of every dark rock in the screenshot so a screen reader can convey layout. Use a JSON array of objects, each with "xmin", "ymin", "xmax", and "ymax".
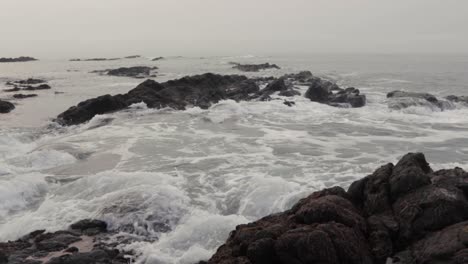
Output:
[
  {"xmin": 0, "ymin": 100, "xmax": 15, "ymax": 113},
  {"xmin": 446, "ymin": 95, "xmax": 468, "ymax": 105},
  {"xmin": 283, "ymin": 100, "xmax": 295, "ymax": 107},
  {"xmin": 387, "ymin": 90, "xmax": 457, "ymax": 110},
  {"xmin": 124, "ymin": 55, "xmax": 141, "ymax": 59},
  {"xmin": 23, "ymin": 84, "xmax": 51, "ymax": 91},
  {"xmin": 56, "ymin": 73, "xmax": 259, "ymax": 125},
  {"xmin": 8, "ymin": 78, "xmax": 46, "ymax": 85},
  {"xmin": 70, "ymin": 219, "xmax": 107, "ymax": 235},
  {"xmin": 0, "ymin": 57, "xmax": 37, "ymax": 63},
  {"xmin": 45, "ymin": 249, "xmax": 127, "ymax": 264},
  {"xmin": 206, "ymin": 153, "xmax": 468, "ymax": 264},
  {"xmin": 104, "ymin": 66, "xmax": 158, "ymax": 78},
  {"xmin": 4, "ymin": 87, "xmax": 21, "ymax": 92},
  {"xmin": 152, "ymin": 56, "xmax": 164, "ymax": 61},
  {"xmin": 305, "ymin": 79, "xmax": 366, "ymax": 108},
  {"xmin": 282, "ymin": 71, "xmax": 314, "ymax": 83},
  {"xmin": 70, "ymin": 58, "xmax": 121, "ymax": 62},
  {"xmin": 56, "ymin": 94, "xmax": 128, "ymax": 126},
  {"xmin": 64, "ymin": 247, "xmax": 79, "ymax": 253},
  {"xmin": 232, "ymin": 63, "xmax": 281, "ymax": 72},
  {"xmin": 13, "ymin": 94, "xmax": 38, "ymax": 99}
]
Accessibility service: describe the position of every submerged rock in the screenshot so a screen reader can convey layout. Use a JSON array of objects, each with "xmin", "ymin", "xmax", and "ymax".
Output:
[
  {"xmin": 0, "ymin": 219, "xmax": 130, "ymax": 264},
  {"xmin": 0, "ymin": 100, "xmax": 15, "ymax": 113},
  {"xmin": 152, "ymin": 56, "xmax": 164, "ymax": 61},
  {"xmin": 0, "ymin": 56, "xmax": 37, "ymax": 63},
  {"xmin": 305, "ymin": 78, "xmax": 366, "ymax": 108},
  {"xmin": 205, "ymin": 153, "xmax": 468, "ymax": 264},
  {"xmin": 124, "ymin": 55, "xmax": 141, "ymax": 59},
  {"xmin": 4, "ymin": 79, "xmax": 51, "ymax": 93},
  {"xmin": 7, "ymin": 78, "xmax": 46, "ymax": 85},
  {"xmin": 231, "ymin": 62, "xmax": 281, "ymax": 72}
]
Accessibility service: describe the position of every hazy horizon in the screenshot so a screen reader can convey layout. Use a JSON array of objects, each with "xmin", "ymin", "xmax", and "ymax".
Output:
[{"xmin": 1, "ymin": 0, "xmax": 468, "ymax": 58}]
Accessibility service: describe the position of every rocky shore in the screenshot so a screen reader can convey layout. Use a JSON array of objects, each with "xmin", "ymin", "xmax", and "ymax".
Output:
[
  {"xmin": 1, "ymin": 153, "xmax": 466, "ymax": 264},
  {"xmin": 55, "ymin": 71, "xmax": 366, "ymax": 125},
  {"xmin": 204, "ymin": 153, "xmax": 468, "ymax": 264}
]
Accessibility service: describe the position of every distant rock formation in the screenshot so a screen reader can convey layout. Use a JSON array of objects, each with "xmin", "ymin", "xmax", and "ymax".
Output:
[
  {"xmin": 4, "ymin": 79, "xmax": 51, "ymax": 92},
  {"xmin": 124, "ymin": 55, "xmax": 141, "ymax": 59},
  {"xmin": 0, "ymin": 100, "xmax": 15, "ymax": 113},
  {"xmin": 13, "ymin": 93, "xmax": 38, "ymax": 99},
  {"xmin": 91, "ymin": 66, "xmax": 158, "ymax": 78},
  {"xmin": 152, "ymin": 57, "xmax": 164, "ymax": 61},
  {"xmin": 304, "ymin": 76, "xmax": 366, "ymax": 108},
  {"xmin": 0, "ymin": 56, "xmax": 37, "ymax": 63},
  {"xmin": 231, "ymin": 62, "xmax": 281, "ymax": 72},
  {"xmin": 204, "ymin": 153, "xmax": 468, "ymax": 264},
  {"xmin": 70, "ymin": 58, "xmax": 120, "ymax": 62}
]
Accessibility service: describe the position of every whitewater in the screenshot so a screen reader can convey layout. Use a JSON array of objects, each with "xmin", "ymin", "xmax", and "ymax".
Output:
[{"xmin": 1, "ymin": 54, "xmax": 468, "ymax": 263}]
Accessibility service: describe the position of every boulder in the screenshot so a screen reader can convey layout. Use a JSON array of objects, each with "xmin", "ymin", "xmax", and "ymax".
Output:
[
  {"xmin": 205, "ymin": 153, "xmax": 468, "ymax": 264},
  {"xmin": 0, "ymin": 100, "xmax": 15, "ymax": 113},
  {"xmin": 305, "ymin": 78, "xmax": 366, "ymax": 108},
  {"xmin": 231, "ymin": 63, "xmax": 281, "ymax": 72}
]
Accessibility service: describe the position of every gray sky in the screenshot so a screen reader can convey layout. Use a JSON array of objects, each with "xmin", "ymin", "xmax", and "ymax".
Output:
[{"xmin": 1, "ymin": 0, "xmax": 468, "ymax": 58}]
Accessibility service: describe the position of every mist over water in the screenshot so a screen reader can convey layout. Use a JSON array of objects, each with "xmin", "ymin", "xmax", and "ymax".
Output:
[{"xmin": 1, "ymin": 54, "xmax": 468, "ymax": 263}]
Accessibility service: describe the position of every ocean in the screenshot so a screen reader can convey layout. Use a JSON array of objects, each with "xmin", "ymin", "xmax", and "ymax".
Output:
[{"xmin": 1, "ymin": 54, "xmax": 468, "ymax": 263}]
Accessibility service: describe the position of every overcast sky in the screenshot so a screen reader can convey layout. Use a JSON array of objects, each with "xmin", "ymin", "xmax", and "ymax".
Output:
[{"xmin": 1, "ymin": 0, "xmax": 467, "ymax": 58}]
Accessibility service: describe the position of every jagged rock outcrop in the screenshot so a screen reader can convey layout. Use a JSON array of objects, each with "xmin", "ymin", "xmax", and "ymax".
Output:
[
  {"xmin": 205, "ymin": 153, "xmax": 468, "ymax": 264},
  {"xmin": 152, "ymin": 57, "xmax": 164, "ymax": 61},
  {"xmin": 56, "ymin": 73, "xmax": 260, "ymax": 125},
  {"xmin": 4, "ymin": 79, "xmax": 51, "ymax": 93},
  {"xmin": 0, "ymin": 100, "xmax": 15, "ymax": 113},
  {"xmin": 56, "ymin": 72, "xmax": 367, "ymax": 126},
  {"xmin": 231, "ymin": 63, "xmax": 281, "ymax": 72},
  {"xmin": 305, "ymin": 78, "xmax": 366, "ymax": 108},
  {"xmin": 0, "ymin": 57, "xmax": 37, "ymax": 63},
  {"xmin": 0, "ymin": 219, "xmax": 130, "ymax": 264}
]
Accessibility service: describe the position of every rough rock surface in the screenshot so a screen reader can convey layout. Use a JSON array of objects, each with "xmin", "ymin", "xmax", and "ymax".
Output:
[
  {"xmin": 56, "ymin": 72, "xmax": 366, "ymax": 126},
  {"xmin": 305, "ymin": 78, "xmax": 366, "ymax": 108},
  {"xmin": 0, "ymin": 219, "xmax": 130, "ymax": 264},
  {"xmin": 0, "ymin": 57, "xmax": 37, "ymax": 63},
  {"xmin": 56, "ymin": 73, "xmax": 261, "ymax": 125},
  {"xmin": 0, "ymin": 100, "xmax": 15, "ymax": 113},
  {"xmin": 205, "ymin": 153, "xmax": 468, "ymax": 264},
  {"xmin": 386, "ymin": 90, "xmax": 456, "ymax": 110},
  {"xmin": 231, "ymin": 63, "xmax": 281, "ymax": 72}
]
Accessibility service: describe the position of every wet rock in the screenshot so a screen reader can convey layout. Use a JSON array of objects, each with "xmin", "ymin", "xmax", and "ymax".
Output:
[
  {"xmin": 70, "ymin": 219, "xmax": 107, "ymax": 235},
  {"xmin": 387, "ymin": 90, "xmax": 455, "ymax": 110},
  {"xmin": 206, "ymin": 153, "xmax": 468, "ymax": 264},
  {"xmin": 45, "ymin": 249, "xmax": 127, "ymax": 264},
  {"xmin": 124, "ymin": 55, "xmax": 141, "ymax": 59},
  {"xmin": 152, "ymin": 56, "xmax": 164, "ymax": 61},
  {"xmin": 56, "ymin": 94, "xmax": 128, "ymax": 126},
  {"xmin": 446, "ymin": 95, "xmax": 468, "ymax": 105},
  {"xmin": 283, "ymin": 100, "xmax": 295, "ymax": 107},
  {"xmin": 0, "ymin": 56, "xmax": 37, "ymax": 63},
  {"xmin": 56, "ymin": 73, "xmax": 259, "ymax": 125},
  {"xmin": 13, "ymin": 94, "xmax": 38, "ymax": 99},
  {"xmin": 0, "ymin": 100, "xmax": 15, "ymax": 113},
  {"xmin": 7, "ymin": 78, "xmax": 46, "ymax": 85},
  {"xmin": 305, "ymin": 78, "xmax": 366, "ymax": 108},
  {"xmin": 231, "ymin": 63, "xmax": 281, "ymax": 72}
]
